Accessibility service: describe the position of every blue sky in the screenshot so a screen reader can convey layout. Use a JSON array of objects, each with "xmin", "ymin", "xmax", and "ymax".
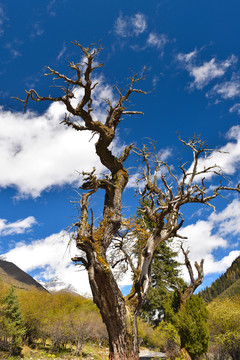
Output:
[{"xmin": 0, "ymin": 0, "xmax": 240, "ymax": 295}]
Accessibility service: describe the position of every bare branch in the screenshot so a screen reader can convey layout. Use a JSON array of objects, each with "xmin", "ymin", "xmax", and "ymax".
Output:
[
  {"xmin": 122, "ymin": 111, "xmax": 144, "ymax": 115},
  {"xmin": 44, "ymin": 66, "xmax": 81, "ymax": 86},
  {"xmin": 178, "ymin": 243, "xmax": 204, "ymax": 306},
  {"xmin": 181, "ymin": 244, "xmax": 194, "ymax": 284},
  {"xmin": 119, "ymin": 143, "xmax": 134, "ymax": 163}
]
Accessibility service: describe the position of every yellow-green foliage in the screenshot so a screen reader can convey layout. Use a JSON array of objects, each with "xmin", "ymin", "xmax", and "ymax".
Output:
[
  {"xmin": 152, "ymin": 321, "xmax": 180, "ymax": 351},
  {"xmin": 137, "ymin": 317, "xmax": 154, "ymax": 347},
  {"xmin": 208, "ymin": 295, "xmax": 240, "ymax": 359},
  {"xmin": 0, "ymin": 285, "xmax": 107, "ymax": 355}
]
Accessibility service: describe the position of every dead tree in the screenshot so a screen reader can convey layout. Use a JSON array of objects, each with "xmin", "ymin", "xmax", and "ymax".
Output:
[
  {"xmin": 15, "ymin": 42, "xmax": 240, "ymax": 360},
  {"xmin": 178, "ymin": 244, "xmax": 204, "ymax": 308},
  {"xmin": 176, "ymin": 245, "xmax": 205, "ymax": 360}
]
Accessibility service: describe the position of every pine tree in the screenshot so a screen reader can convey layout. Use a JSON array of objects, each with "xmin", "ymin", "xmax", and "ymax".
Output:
[
  {"xmin": 176, "ymin": 295, "xmax": 209, "ymax": 360},
  {"xmin": 141, "ymin": 240, "xmax": 185, "ymax": 326},
  {"xmin": 2, "ymin": 286, "xmax": 26, "ymax": 355}
]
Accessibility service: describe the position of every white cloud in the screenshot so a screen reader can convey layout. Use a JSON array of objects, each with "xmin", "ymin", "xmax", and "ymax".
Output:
[
  {"xmin": 208, "ymin": 75, "xmax": 240, "ymax": 99},
  {"xmin": 132, "ymin": 13, "xmax": 147, "ymax": 36},
  {"xmin": 146, "ymin": 33, "xmax": 168, "ymax": 50},
  {"xmin": 0, "ymin": 216, "xmax": 37, "ymax": 236},
  {"xmin": 190, "ymin": 58, "xmax": 228, "ymax": 89},
  {"xmin": 177, "ymin": 50, "xmax": 237, "ymax": 89},
  {"xmin": 179, "ymin": 220, "xmax": 227, "ymax": 261},
  {"xmin": 3, "ymin": 230, "xmax": 92, "ymax": 296},
  {"xmin": 209, "ymin": 199, "xmax": 240, "ymax": 236},
  {"xmin": 230, "ymin": 103, "xmax": 240, "ymax": 115},
  {"xmin": 0, "ymin": 78, "xmax": 118, "ymax": 197},
  {"xmin": 114, "ymin": 13, "xmax": 147, "ymax": 37},
  {"xmin": 57, "ymin": 43, "xmax": 67, "ymax": 60},
  {"xmin": 177, "ymin": 200, "xmax": 240, "ymax": 281},
  {"xmin": 177, "ymin": 50, "xmax": 197, "ymax": 63}
]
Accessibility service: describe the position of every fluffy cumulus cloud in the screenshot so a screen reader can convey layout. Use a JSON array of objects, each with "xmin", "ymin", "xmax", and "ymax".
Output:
[
  {"xmin": 177, "ymin": 199, "xmax": 240, "ymax": 280},
  {"xmin": 4, "ymin": 230, "xmax": 92, "ymax": 295},
  {"xmin": 0, "ymin": 78, "xmax": 117, "ymax": 197},
  {"xmin": 177, "ymin": 50, "xmax": 237, "ymax": 89},
  {"xmin": 114, "ymin": 13, "xmax": 147, "ymax": 37},
  {"xmin": 0, "ymin": 216, "xmax": 36, "ymax": 236}
]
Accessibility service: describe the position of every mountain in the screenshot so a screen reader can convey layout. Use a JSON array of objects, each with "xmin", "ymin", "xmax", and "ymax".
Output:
[
  {"xmin": 0, "ymin": 258, "xmax": 47, "ymax": 291},
  {"xmin": 200, "ymin": 255, "xmax": 240, "ymax": 302},
  {"xmin": 42, "ymin": 276, "xmax": 77, "ymax": 293}
]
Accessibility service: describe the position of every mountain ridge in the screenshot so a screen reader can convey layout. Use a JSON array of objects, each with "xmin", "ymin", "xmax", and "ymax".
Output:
[
  {"xmin": 200, "ymin": 255, "xmax": 240, "ymax": 302},
  {"xmin": 0, "ymin": 258, "xmax": 47, "ymax": 291}
]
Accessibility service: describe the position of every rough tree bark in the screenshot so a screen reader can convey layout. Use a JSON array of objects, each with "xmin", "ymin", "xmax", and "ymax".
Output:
[{"xmin": 15, "ymin": 42, "xmax": 240, "ymax": 360}]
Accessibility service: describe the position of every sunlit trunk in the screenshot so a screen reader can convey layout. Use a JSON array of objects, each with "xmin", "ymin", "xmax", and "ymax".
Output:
[{"xmin": 88, "ymin": 263, "xmax": 140, "ymax": 360}]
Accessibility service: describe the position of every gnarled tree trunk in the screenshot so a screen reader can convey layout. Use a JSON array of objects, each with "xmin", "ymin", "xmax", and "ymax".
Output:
[{"xmin": 88, "ymin": 262, "xmax": 139, "ymax": 359}]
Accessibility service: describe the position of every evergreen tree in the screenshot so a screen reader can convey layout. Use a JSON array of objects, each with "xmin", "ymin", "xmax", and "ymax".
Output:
[
  {"xmin": 141, "ymin": 240, "xmax": 185, "ymax": 326},
  {"xmin": 176, "ymin": 295, "xmax": 209, "ymax": 359},
  {"xmin": 2, "ymin": 286, "xmax": 26, "ymax": 355}
]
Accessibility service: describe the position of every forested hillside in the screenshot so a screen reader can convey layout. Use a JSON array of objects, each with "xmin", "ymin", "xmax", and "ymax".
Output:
[
  {"xmin": 0, "ymin": 259, "xmax": 47, "ymax": 291},
  {"xmin": 0, "ymin": 282, "xmax": 109, "ymax": 358},
  {"xmin": 201, "ymin": 255, "xmax": 240, "ymax": 302}
]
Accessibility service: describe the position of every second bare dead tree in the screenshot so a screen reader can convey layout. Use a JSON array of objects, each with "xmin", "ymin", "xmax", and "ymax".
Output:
[
  {"xmin": 15, "ymin": 42, "xmax": 240, "ymax": 360},
  {"xmin": 178, "ymin": 244, "xmax": 204, "ymax": 308}
]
